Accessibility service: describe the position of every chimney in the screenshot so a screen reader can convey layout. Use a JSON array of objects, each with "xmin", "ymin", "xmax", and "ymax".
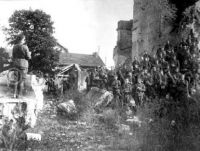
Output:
[{"xmin": 92, "ymin": 52, "xmax": 98, "ymax": 57}]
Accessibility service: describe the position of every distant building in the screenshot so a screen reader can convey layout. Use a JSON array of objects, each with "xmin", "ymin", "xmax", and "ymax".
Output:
[{"xmin": 59, "ymin": 51, "xmax": 105, "ymax": 69}]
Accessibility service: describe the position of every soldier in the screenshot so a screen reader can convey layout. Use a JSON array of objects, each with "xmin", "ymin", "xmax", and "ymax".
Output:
[
  {"xmin": 107, "ymin": 70, "xmax": 115, "ymax": 90},
  {"xmin": 158, "ymin": 70, "xmax": 168, "ymax": 97},
  {"xmin": 173, "ymin": 68, "xmax": 182, "ymax": 84},
  {"xmin": 132, "ymin": 56, "xmax": 139, "ymax": 69},
  {"xmin": 136, "ymin": 77, "xmax": 146, "ymax": 106},
  {"xmin": 141, "ymin": 69, "xmax": 149, "ymax": 82},
  {"xmin": 90, "ymin": 69, "xmax": 96, "ymax": 87},
  {"xmin": 185, "ymin": 45, "xmax": 192, "ymax": 61},
  {"xmin": 143, "ymin": 51, "xmax": 150, "ymax": 61},
  {"xmin": 125, "ymin": 71, "xmax": 133, "ymax": 84},
  {"xmin": 194, "ymin": 73, "xmax": 200, "ymax": 90},
  {"xmin": 156, "ymin": 48, "xmax": 162, "ymax": 58},
  {"xmin": 143, "ymin": 69, "xmax": 153, "ymax": 98},
  {"xmin": 185, "ymin": 71, "xmax": 193, "ymax": 96},
  {"xmin": 177, "ymin": 74, "xmax": 190, "ymax": 108},
  {"xmin": 155, "ymin": 59, "xmax": 161, "ymax": 71},
  {"xmin": 111, "ymin": 75, "xmax": 122, "ymax": 108},
  {"xmin": 166, "ymin": 69, "xmax": 176, "ymax": 98},
  {"xmin": 123, "ymin": 78, "xmax": 132, "ymax": 109},
  {"xmin": 48, "ymin": 76, "xmax": 55, "ymax": 93},
  {"xmin": 151, "ymin": 66, "xmax": 160, "ymax": 97},
  {"xmin": 170, "ymin": 55, "xmax": 180, "ymax": 74},
  {"xmin": 116, "ymin": 69, "xmax": 125, "ymax": 86},
  {"xmin": 164, "ymin": 40, "xmax": 172, "ymax": 51},
  {"xmin": 150, "ymin": 54, "xmax": 157, "ymax": 67},
  {"xmin": 99, "ymin": 72, "xmax": 108, "ymax": 90},
  {"xmin": 160, "ymin": 57, "xmax": 169, "ymax": 74},
  {"xmin": 157, "ymin": 47, "xmax": 166, "ymax": 59},
  {"xmin": 85, "ymin": 72, "xmax": 91, "ymax": 91},
  {"xmin": 166, "ymin": 47, "xmax": 175, "ymax": 62},
  {"xmin": 180, "ymin": 59, "xmax": 190, "ymax": 74},
  {"xmin": 12, "ymin": 34, "xmax": 31, "ymax": 98},
  {"xmin": 143, "ymin": 55, "xmax": 151, "ymax": 70}
]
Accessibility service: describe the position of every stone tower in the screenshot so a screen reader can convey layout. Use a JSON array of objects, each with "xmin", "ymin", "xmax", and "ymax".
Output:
[{"xmin": 113, "ymin": 20, "xmax": 133, "ymax": 67}]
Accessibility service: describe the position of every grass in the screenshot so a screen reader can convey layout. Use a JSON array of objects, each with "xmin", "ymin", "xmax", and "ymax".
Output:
[{"xmin": 4, "ymin": 89, "xmax": 200, "ymax": 151}]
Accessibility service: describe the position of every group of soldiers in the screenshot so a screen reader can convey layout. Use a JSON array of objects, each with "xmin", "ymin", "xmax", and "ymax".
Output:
[{"xmin": 86, "ymin": 30, "xmax": 200, "ymax": 110}]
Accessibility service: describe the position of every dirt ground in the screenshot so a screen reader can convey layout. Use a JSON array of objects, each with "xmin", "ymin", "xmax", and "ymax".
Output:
[{"xmin": 25, "ymin": 94, "xmax": 139, "ymax": 151}]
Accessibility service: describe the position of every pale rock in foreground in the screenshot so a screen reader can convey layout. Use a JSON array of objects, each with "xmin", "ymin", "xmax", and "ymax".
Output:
[
  {"xmin": 126, "ymin": 116, "xmax": 142, "ymax": 127},
  {"xmin": 117, "ymin": 124, "xmax": 131, "ymax": 134},
  {"xmin": 57, "ymin": 100, "xmax": 77, "ymax": 115},
  {"xmin": 26, "ymin": 133, "xmax": 42, "ymax": 141}
]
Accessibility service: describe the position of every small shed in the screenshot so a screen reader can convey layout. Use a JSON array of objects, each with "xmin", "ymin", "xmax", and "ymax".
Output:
[{"xmin": 57, "ymin": 64, "xmax": 88, "ymax": 91}]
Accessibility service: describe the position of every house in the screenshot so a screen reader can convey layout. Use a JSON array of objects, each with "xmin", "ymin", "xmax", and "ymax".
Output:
[
  {"xmin": 57, "ymin": 51, "xmax": 105, "ymax": 91},
  {"xmin": 59, "ymin": 52, "xmax": 105, "ymax": 70}
]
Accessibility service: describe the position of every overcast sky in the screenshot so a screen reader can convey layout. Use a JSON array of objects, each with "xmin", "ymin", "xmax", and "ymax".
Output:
[{"xmin": 0, "ymin": 0, "xmax": 133, "ymax": 66}]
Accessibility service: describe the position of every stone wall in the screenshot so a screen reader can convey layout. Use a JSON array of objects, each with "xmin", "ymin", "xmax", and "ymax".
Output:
[{"xmin": 132, "ymin": 0, "xmax": 173, "ymax": 59}]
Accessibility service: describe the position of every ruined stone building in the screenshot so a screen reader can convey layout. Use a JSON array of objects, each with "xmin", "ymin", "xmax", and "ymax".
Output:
[
  {"xmin": 113, "ymin": 0, "xmax": 199, "ymax": 67},
  {"xmin": 113, "ymin": 20, "xmax": 133, "ymax": 67}
]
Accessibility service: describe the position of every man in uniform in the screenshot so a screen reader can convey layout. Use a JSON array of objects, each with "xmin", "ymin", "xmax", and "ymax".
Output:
[
  {"xmin": 111, "ymin": 75, "xmax": 122, "ymax": 108},
  {"xmin": 12, "ymin": 34, "xmax": 31, "ymax": 98},
  {"xmin": 123, "ymin": 78, "xmax": 132, "ymax": 107},
  {"xmin": 85, "ymin": 71, "xmax": 91, "ymax": 91},
  {"xmin": 158, "ymin": 70, "xmax": 168, "ymax": 97},
  {"xmin": 90, "ymin": 69, "xmax": 96, "ymax": 88},
  {"xmin": 132, "ymin": 56, "xmax": 139, "ymax": 69},
  {"xmin": 160, "ymin": 57, "xmax": 169, "ymax": 74},
  {"xmin": 151, "ymin": 66, "xmax": 160, "ymax": 98},
  {"xmin": 170, "ymin": 55, "xmax": 180, "ymax": 74},
  {"xmin": 164, "ymin": 40, "xmax": 172, "ymax": 51},
  {"xmin": 157, "ymin": 47, "xmax": 166, "ymax": 60},
  {"xmin": 136, "ymin": 77, "xmax": 146, "ymax": 106},
  {"xmin": 176, "ymin": 74, "xmax": 190, "ymax": 127}
]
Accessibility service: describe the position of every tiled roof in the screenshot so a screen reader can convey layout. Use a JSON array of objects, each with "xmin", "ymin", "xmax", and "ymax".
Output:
[
  {"xmin": 56, "ymin": 42, "xmax": 68, "ymax": 53},
  {"xmin": 59, "ymin": 52, "xmax": 105, "ymax": 67}
]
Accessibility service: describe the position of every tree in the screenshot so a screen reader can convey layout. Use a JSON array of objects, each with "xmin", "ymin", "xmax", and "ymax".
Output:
[
  {"xmin": 0, "ymin": 47, "xmax": 10, "ymax": 72},
  {"xmin": 4, "ymin": 9, "xmax": 60, "ymax": 73}
]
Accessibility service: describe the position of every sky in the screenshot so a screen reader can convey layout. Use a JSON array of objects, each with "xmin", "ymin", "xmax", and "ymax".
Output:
[{"xmin": 0, "ymin": 0, "xmax": 133, "ymax": 67}]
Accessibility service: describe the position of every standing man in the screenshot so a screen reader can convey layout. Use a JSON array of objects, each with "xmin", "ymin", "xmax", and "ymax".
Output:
[
  {"xmin": 136, "ymin": 78, "xmax": 146, "ymax": 106},
  {"xmin": 111, "ymin": 75, "xmax": 122, "ymax": 108},
  {"xmin": 12, "ymin": 34, "xmax": 31, "ymax": 98},
  {"xmin": 123, "ymin": 78, "xmax": 132, "ymax": 109},
  {"xmin": 85, "ymin": 71, "xmax": 91, "ymax": 91}
]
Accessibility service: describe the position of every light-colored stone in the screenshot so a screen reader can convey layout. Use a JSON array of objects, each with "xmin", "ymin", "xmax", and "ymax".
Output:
[
  {"xmin": 57, "ymin": 100, "xmax": 77, "ymax": 115},
  {"xmin": 126, "ymin": 116, "xmax": 142, "ymax": 127},
  {"xmin": 26, "ymin": 133, "xmax": 42, "ymax": 141},
  {"xmin": 118, "ymin": 124, "xmax": 131, "ymax": 134}
]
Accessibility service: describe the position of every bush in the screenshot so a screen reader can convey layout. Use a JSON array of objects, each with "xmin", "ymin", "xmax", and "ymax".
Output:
[{"xmin": 133, "ymin": 95, "xmax": 200, "ymax": 151}]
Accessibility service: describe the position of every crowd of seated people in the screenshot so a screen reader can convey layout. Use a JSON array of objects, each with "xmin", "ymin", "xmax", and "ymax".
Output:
[{"xmin": 86, "ymin": 31, "xmax": 200, "ymax": 111}]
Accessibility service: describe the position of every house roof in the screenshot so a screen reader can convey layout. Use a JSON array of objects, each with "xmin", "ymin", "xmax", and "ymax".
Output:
[
  {"xmin": 56, "ymin": 42, "xmax": 68, "ymax": 53},
  {"xmin": 57, "ymin": 64, "xmax": 81, "ymax": 76},
  {"xmin": 59, "ymin": 52, "xmax": 105, "ymax": 67}
]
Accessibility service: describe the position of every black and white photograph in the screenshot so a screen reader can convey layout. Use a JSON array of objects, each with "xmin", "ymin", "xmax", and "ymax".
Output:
[{"xmin": 0, "ymin": 0, "xmax": 200, "ymax": 150}]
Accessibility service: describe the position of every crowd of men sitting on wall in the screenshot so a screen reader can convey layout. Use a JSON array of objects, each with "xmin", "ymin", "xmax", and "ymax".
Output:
[{"xmin": 86, "ymin": 31, "xmax": 200, "ymax": 109}]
